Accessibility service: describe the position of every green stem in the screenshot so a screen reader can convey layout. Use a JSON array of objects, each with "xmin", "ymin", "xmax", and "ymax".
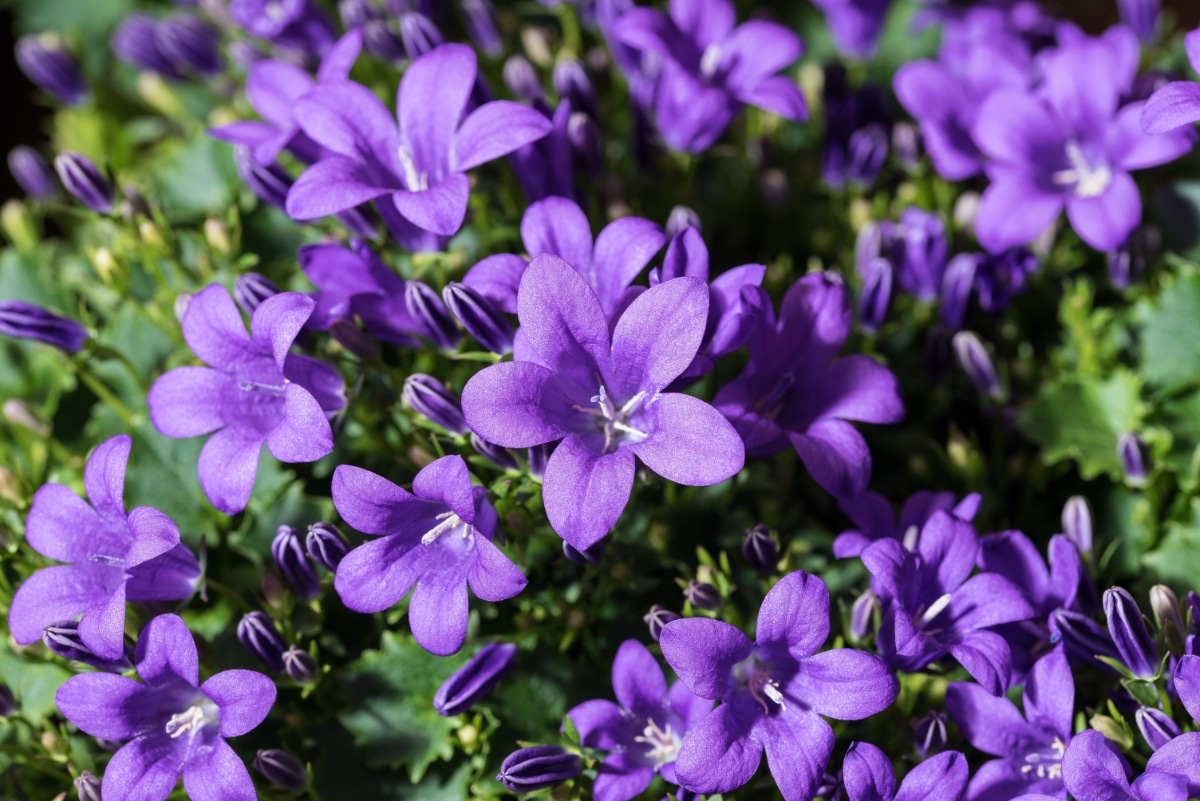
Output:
[{"xmin": 72, "ymin": 362, "xmax": 137, "ymax": 427}]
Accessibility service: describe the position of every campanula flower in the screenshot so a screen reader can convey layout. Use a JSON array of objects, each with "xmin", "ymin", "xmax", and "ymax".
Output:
[
  {"xmin": 566, "ymin": 639, "xmax": 711, "ymax": 801},
  {"xmin": 1118, "ymin": 0, "xmax": 1161, "ymax": 44},
  {"xmin": 15, "ymin": 34, "xmax": 86, "ymax": 105},
  {"xmin": 834, "ymin": 490, "xmax": 981, "ymax": 559},
  {"xmin": 1043, "ymin": 729, "xmax": 1200, "ymax": 801},
  {"xmin": 286, "ymin": 43, "xmax": 552, "ymax": 251},
  {"xmin": 230, "ymin": 0, "xmax": 338, "ymax": 62},
  {"xmin": 9, "ymin": 436, "xmax": 200, "ymax": 660},
  {"xmin": 497, "ymin": 746, "xmax": 582, "ymax": 793},
  {"xmin": 433, "ymin": 641, "xmax": 517, "ymax": 716},
  {"xmin": 810, "ymin": 0, "xmax": 893, "ymax": 60},
  {"xmin": 55, "ymin": 152, "xmax": 114, "ymax": 214},
  {"xmin": 147, "ymin": 284, "xmax": 345, "ymax": 515},
  {"xmin": 461, "ymin": 254, "xmax": 745, "ymax": 550},
  {"xmin": 1142, "ymin": 28, "xmax": 1200, "ymax": 135},
  {"xmin": 1104, "ymin": 587, "xmax": 1159, "ymax": 679},
  {"xmin": 253, "ymin": 750, "xmax": 309, "ymax": 791},
  {"xmin": 55, "ymin": 614, "xmax": 276, "ymax": 801},
  {"xmin": 8, "ymin": 146, "xmax": 58, "ymax": 199},
  {"xmin": 0, "ymin": 300, "xmax": 88, "ymax": 352},
  {"xmin": 332, "ymin": 455, "xmax": 527, "ymax": 655},
  {"xmin": 714, "ymin": 272, "xmax": 904, "ymax": 499},
  {"xmin": 659, "ymin": 570, "xmax": 898, "ymax": 800},
  {"xmin": 842, "ymin": 741, "xmax": 969, "ymax": 801}
]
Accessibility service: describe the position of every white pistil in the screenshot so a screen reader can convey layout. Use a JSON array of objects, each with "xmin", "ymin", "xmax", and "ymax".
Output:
[
  {"xmin": 699, "ymin": 44, "xmax": 723, "ymax": 79},
  {"xmin": 634, "ymin": 718, "xmax": 682, "ymax": 767},
  {"xmin": 397, "ymin": 146, "xmax": 429, "ymax": 192},
  {"xmin": 421, "ymin": 511, "xmax": 469, "ymax": 545},
  {"xmin": 238, "ymin": 380, "xmax": 288, "ymax": 396},
  {"xmin": 89, "ymin": 554, "xmax": 125, "ymax": 568},
  {"xmin": 1051, "ymin": 141, "xmax": 1112, "ymax": 198},
  {"xmin": 901, "ymin": 524, "xmax": 920, "ymax": 551},
  {"xmin": 573, "ymin": 385, "xmax": 649, "ymax": 454},
  {"xmin": 1020, "ymin": 737, "xmax": 1066, "ymax": 779},
  {"xmin": 915, "ymin": 593, "xmax": 953, "ymax": 631},
  {"xmin": 165, "ymin": 705, "xmax": 206, "ymax": 739}
]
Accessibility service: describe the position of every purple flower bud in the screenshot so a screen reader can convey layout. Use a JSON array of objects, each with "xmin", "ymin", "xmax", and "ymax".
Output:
[
  {"xmin": 403, "ymin": 374, "xmax": 468, "ymax": 434},
  {"xmin": 913, "ymin": 710, "xmax": 948, "ymax": 758},
  {"xmin": 405, "ymin": 281, "xmax": 461, "ymax": 349},
  {"xmin": 846, "ymin": 123, "xmax": 889, "ymax": 185},
  {"xmin": 1104, "ymin": 587, "xmax": 1160, "ymax": 679},
  {"xmin": 496, "ymin": 746, "xmax": 581, "ymax": 793},
  {"xmin": 1188, "ymin": 591, "xmax": 1200, "ymax": 636},
  {"xmin": 952, "ymin": 331, "xmax": 1003, "ymax": 401},
  {"xmin": 665, "ymin": 205, "xmax": 701, "ymax": 238},
  {"xmin": 892, "ymin": 121, "xmax": 922, "ymax": 169},
  {"xmin": 433, "ymin": 641, "xmax": 518, "ymax": 715},
  {"xmin": 0, "ymin": 301, "xmax": 88, "ymax": 353},
  {"xmin": 1118, "ymin": 432, "xmax": 1149, "ymax": 485},
  {"xmin": 849, "ymin": 590, "xmax": 881, "ymax": 642},
  {"xmin": 472, "ymin": 432, "xmax": 521, "ymax": 471},
  {"xmin": 567, "ymin": 112, "xmax": 603, "ymax": 177},
  {"xmin": 742, "ymin": 524, "xmax": 778, "ymax": 575},
  {"xmin": 233, "ymin": 273, "xmax": 279, "ymax": 316},
  {"xmin": 237, "ymin": 611, "xmax": 287, "ymax": 672},
  {"xmin": 1135, "ymin": 706, "xmax": 1179, "ymax": 751},
  {"xmin": 683, "ymin": 579, "xmax": 721, "ymax": 611},
  {"xmin": 892, "ymin": 207, "xmax": 948, "ymax": 300},
  {"xmin": 362, "ymin": 20, "xmax": 407, "ymax": 62},
  {"xmin": 74, "ymin": 770, "xmax": 102, "ymax": 801},
  {"xmin": 562, "ymin": 538, "xmax": 606, "ymax": 565},
  {"xmin": 1150, "ymin": 585, "xmax": 1184, "ymax": 641},
  {"xmin": 399, "ymin": 12, "xmax": 442, "ymax": 59},
  {"xmin": 231, "ymin": 0, "xmax": 337, "ymax": 60},
  {"xmin": 282, "ymin": 646, "xmax": 318, "ymax": 684},
  {"xmin": 1117, "ymin": 0, "xmax": 1160, "ymax": 44},
  {"xmin": 503, "ymin": 55, "xmax": 544, "ymax": 103},
  {"xmin": 339, "ymin": 0, "xmax": 380, "ymax": 28},
  {"xmin": 306, "ymin": 522, "xmax": 348, "ymax": 572},
  {"xmin": 553, "ymin": 59, "xmax": 596, "ymax": 118},
  {"xmin": 54, "ymin": 152, "xmax": 114, "ymax": 214},
  {"xmin": 938, "ymin": 254, "xmax": 978, "ymax": 331},
  {"xmin": 816, "ymin": 772, "xmax": 843, "ymax": 801},
  {"xmin": 8, "ymin": 146, "xmax": 58, "ymax": 200},
  {"xmin": 43, "ymin": 621, "xmax": 133, "ymax": 673},
  {"xmin": 15, "ymin": 34, "xmax": 86, "ymax": 105},
  {"xmin": 155, "ymin": 14, "xmax": 222, "ymax": 77},
  {"xmin": 462, "ymin": 0, "xmax": 503, "ymax": 58},
  {"xmin": 975, "ymin": 248, "xmax": 1037, "ymax": 312},
  {"xmin": 234, "ymin": 148, "xmax": 292, "ymax": 209},
  {"xmin": 643, "ymin": 605, "xmax": 680, "ymax": 642},
  {"xmin": 527, "ymin": 442, "xmax": 552, "ymax": 479},
  {"xmin": 855, "ymin": 221, "xmax": 883, "ymax": 271},
  {"xmin": 272, "ymin": 525, "xmax": 321, "ymax": 602},
  {"xmin": 253, "ymin": 750, "xmax": 309, "ymax": 792},
  {"xmin": 858, "ymin": 257, "xmax": 892, "ymax": 333},
  {"xmin": 1049, "ymin": 607, "xmax": 1119, "ymax": 667},
  {"xmin": 442, "ymin": 282, "xmax": 513, "ymax": 354},
  {"xmin": 1062, "ymin": 495, "xmax": 1093, "ymax": 560},
  {"xmin": 329, "ymin": 319, "xmax": 379, "ymax": 361},
  {"xmin": 111, "ymin": 14, "xmax": 181, "ymax": 78}
]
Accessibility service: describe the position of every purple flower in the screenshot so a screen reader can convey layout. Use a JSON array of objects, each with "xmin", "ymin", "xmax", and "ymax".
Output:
[
  {"xmin": 823, "ymin": 66, "xmax": 892, "ymax": 188},
  {"xmin": 8, "ymin": 146, "xmax": 58, "ymax": 199},
  {"xmin": 834, "ymin": 489, "xmax": 981, "ymax": 559},
  {"xmin": 461, "ymin": 255, "xmax": 745, "ymax": 550},
  {"xmin": 112, "ymin": 14, "xmax": 184, "ymax": 79},
  {"xmin": 972, "ymin": 27, "xmax": 1194, "ymax": 253},
  {"xmin": 155, "ymin": 14, "xmax": 222, "ymax": 77},
  {"xmin": 9, "ymin": 436, "xmax": 200, "ymax": 660},
  {"xmin": 1049, "ymin": 729, "xmax": 1200, "ymax": 801},
  {"xmin": 433, "ymin": 641, "xmax": 517, "ymax": 716},
  {"xmin": 0, "ymin": 300, "xmax": 88, "ymax": 352},
  {"xmin": 1142, "ymin": 28, "xmax": 1200, "ymax": 135},
  {"xmin": 253, "ymin": 749, "xmax": 308, "ymax": 791},
  {"xmin": 811, "ymin": 0, "xmax": 892, "ymax": 60},
  {"xmin": 15, "ymin": 34, "xmax": 86, "ymax": 105},
  {"xmin": 147, "ymin": 284, "xmax": 345, "ymax": 515},
  {"xmin": 946, "ymin": 645, "xmax": 1073, "ymax": 801},
  {"xmin": 332, "ymin": 455, "xmax": 527, "ymax": 655},
  {"xmin": 1104, "ymin": 587, "xmax": 1159, "ymax": 679},
  {"xmin": 463, "ymin": 195, "xmax": 665, "ymax": 320},
  {"xmin": 566, "ymin": 639, "xmax": 711, "ymax": 801},
  {"xmin": 974, "ymin": 248, "xmax": 1038, "ymax": 311},
  {"xmin": 1118, "ymin": 0, "xmax": 1160, "ymax": 44},
  {"xmin": 878, "ymin": 208, "xmax": 949, "ymax": 301},
  {"xmin": 659, "ymin": 570, "xmax": 898, "ymax": 799},
  {"xmin": 863, "ymin": 510, "xmax": 1036, "ymax": 694},
  {"xmin": 286, "ymin": 43, "xmax": 552, "ymax": 251},
  {"xmin": 55, "ymin": 152, "xmax": 115, "ymax": 214},
  {"xmin": 230, "ymin": 0, "xmax": 337, "ymax": 62},
  {"xmin": 506, "ymin": 97, "xmax": 574, "ymax": 203},
  {"xmin": 843, "ymin": 741, "xmax": 969, "ymax": 801},
  {"xmin": 612, "ymin": 0, "xmax": 807, "ymax": 152},
  {"xmin": 713, "ymin": 272, "xmax": 904, "ymax": 499},
  {"xmin": 55, "ymin": 614, "xmax": 276, "ymax": 801},
  {"xmin": 497, "ymin": 745, "xmax": 582, "ymax": 793}
]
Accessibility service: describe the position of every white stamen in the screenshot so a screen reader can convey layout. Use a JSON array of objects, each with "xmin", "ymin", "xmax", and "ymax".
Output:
[
  {"xmin": 397, "ymin": 146, "xmax": 429, "ymax": 192},
  {"xmin": 89, "ymin": 554, "xmax": 125, "ymax": 568},
  {"xmin": 761, "ymin": 681, "xmax": 786, "ymax": 708},
  {"xmin": 165, "ymin": 706, "xmax": 206, "ymax": 739},
  {"xmin": 699, "ymin": 44, "xmax": 723, "ymax": 79},
  {"xmin": 634, "ymin": 718, "xmax": 682, "ymax": 767},
  {"xmin": 238, "ymin": 381, "xmax": 287, "ymax": 396},
  {"xmin": 421, "ymin": 511, "xmax": 469, "ymax": 545},
  {"xmin": 901, "ymin": 524, "xmax": 920, "ymax": 551},
  {"xmin": 915, "ymin": 593, "xmax": 953, "ymax": 630},
  {"xmin": 1051, "ymin": 140, "xmax": 1112, "ymax": 198}
]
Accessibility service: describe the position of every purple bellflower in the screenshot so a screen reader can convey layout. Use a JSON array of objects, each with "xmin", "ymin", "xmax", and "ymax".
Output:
[
  {"xmin": 1028, "ymin": 728, "xmax": 1200, "ymax": 801},
  {"xmin": 834, "ymin": 489, "xmax": 981, "ymax": 559},
  {"xmin": 842, "ymin": 741, "xmax": 970, "ymax": 801},
  {"xmin": 9, "ymin": 436, "xmax": 201, "ymax": 661},
  {"xmin": 713, "ymin": 272, "xmax": 904, "ymax": 499},
  {"xmin": 565, "ymin": 639, "xmax": 711, "ymax": 801},
  {"xmin": 461, "ymin": 254, "xmax": 745, "ymax": 551},
  {"xmin": 285, "ymin": 43, "xmax": 552, "ymax": 251},
  {"xmin": 811, "ymin": 0, "xmax": 893, "ymax": 60},
  {"xmin": 15, "ymin": 34, "xmax": 86, "ymax": 105},
  {"xmin": 55, "ymin": 614, "xmax": 276, "ymax": 801},
  {"xmin": 1118, "ymin": 0, "xmax": 1161, "ymax": 44},
  {"xmin": 612, "ymin": 0, "xmax": 807, "ymax": 152},
  {"xmin": 230, "ymin": 0, "xmax": 337, "ymax": 63},
  {"xmin": 507, "ymin": 97, "xmax": 575, "ymax": 203},
  {"xmin": 463, "ymin": 195, "xmax": 665, "ymax": 321},
  {"xmin": 433, "ymin": 641, "xmax": 518, "ymax": 716},
  {"xmin": 971, "ymin": 27, "xmax": 1194, "ymax": 253},
  {"xmin": 147, "ymin": 284, "xmax": 345, "ymax": 515},
  {"xmin": 659, "ymin": 570, "xmax": 899, "ymax": 800},
  {"xmin": 332, "ymin": 455, "xmax": 527, "ymax": 656},
  {"xmin": 823, "ymin": 66, "xmax": 892, "ymax": 189},
  {"xmin": 1141, "ymin": 28, "xmax": 1200, "ymax": 135},
  {"xmin": 8, "ymin": 145, "xmax": 59, "ymax": 199},
  {"xmin": 112, "ymin": 14, "xmax": 185, "ymax": 79},
  {"xmin": 862, "ymin": 510, "xmax": 1037, "ymax": 694},
  {"xmin": 945, "ymin": 645, "xmax": 1074, "ymax": 801},
  {"xmin": 0, "ymin": 300, "xmax": 88, "ymax": 352}
]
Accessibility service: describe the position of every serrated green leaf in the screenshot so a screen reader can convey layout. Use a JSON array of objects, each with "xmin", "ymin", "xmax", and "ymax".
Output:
[
  {"xmin": 1138, "ymin": 271, "xmax": 1200, "ymax": 393},
  {"xmin": 0, "ymin": 644, "xmax": 72, "ymax": 723},
  {"xmin": 1144, "ymin": 499, "xmax": 1200, "ymax": 588}
]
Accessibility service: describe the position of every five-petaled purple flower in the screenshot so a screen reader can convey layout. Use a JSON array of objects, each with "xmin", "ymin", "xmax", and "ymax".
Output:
[
  {"xmin": 461, "ymin": 254, "xmax": 745, "ymax": 551},
  {"xmin": 834, "ymin": 489, "xmax": 981, "ymax": 559},
  {"xmin": 660, "ymin": 570, "xmax": 899, "ymax": 800},
  {"xmin": 286, "ymin": 43, "xmax": 552, "ymax": 251},
  {"xmin": 10, "ymin": 435, "xmax": 200, "ymax": 660},
  {"xmin": 566, "ymin": 639, "xmax": 711, "ymax": 801},
  {"xmin": 56, "ymin": 614, "xmax": 275, "ymax": 801},
  {"xmin": 842, "ymin": 740, "xmax": 970, "ymax": 801},
  {"xmin": 714, "ymin": 272, "xmax": 904, "ymax": 499},
  {"xmin": 148, "ymin": 284, "xmax": 345, "ymax": 515},
  {"xmin": 332, "ymin": 454, "xmax": 527, "ymax": 656}
]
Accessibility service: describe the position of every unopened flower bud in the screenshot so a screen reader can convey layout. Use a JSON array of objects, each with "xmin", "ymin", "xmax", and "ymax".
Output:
[
  {"xmin": 434, "ymin": 641, "xmax": 518, "ymax": 715},
  {"xmin": 43, "ymin": 621, "xmax": 133, "ymax": 672},
  {"xmin": 1118, "ymin": 432, "xmax": 1149, "ymax": 485},
  {"xmin": 742, "ymin": 525, "xmax": 778, "ymax": 575},
  {"xmin": 1135, "ymin": 706, "xmax": 1179, "ymax": 751},
  {"xmin": 1062, "ymin": 495, "xmax": 1093, "ymax": 561},
  {"xmin": 527, "ymin": 442, "xmax": 552, "ymax": 480},
  {"xmin": 306, "ymin": 522, "xmax": 348, "ymax": 572},
  {"xmin": 849, "ymin": 590, "xmax": 881, "ymax": 642},
  {"xmin": 913, "ymin": 710, "xmax": 948, "ymax": 758},
  {"xmin": 462, "ymin": 0, "xmax": 502, "ymax": 58},
  {"xmin": 891, "ymin": 121, "xmax": 921, "ymax": 169},
  {"xmin": 253, "ymin": 749, "xmax": 309, "ymax": 792},
  {"xmin": 156, "ymin": 13, "xmax": 222, "ymax": 77},
  {"xmin": 329, "ymin": 318, "xmax": 379, "ymax": 361},
  {"xmin": 0, "ymin": 684, "xmax": 17, "ymax": 717},
  {"xmin": 362, "ymin": 20, "xmax": 406, "ymax": 62},
  {"xmin": 1049, "ymin": 608, "xmax": 1119, "ymax": 667},
  {"xmin": 4, "ymin": 399, "xmax": 47, "ymax": 436},
  {"xmin": 567, "ymin": 112, "xmax": 603, "ymax": 176},
  {"xmin": 234, "ymin": 148, "xmax": 292, "ymax": 209},
  {"xmin": 442, "ymin": 282, "xmax": 513, "ymax": 354},
  {"xmin": 234, "ymin": 273, "xmax": 279, "ymax": 316},
  {"xmin": 399, "ymin": 12, "xmax": 442, "ymax": 59},
  {"xmin": 174, "ymin": 293, "xmax": 193, "ymax": 323},
  {"xmin": 472, "ymin": 432, "xmax": 520, "ymax": 471},
  {"xmin": 403, "ymin": 374, "xmax": 468, "ymax": 434},
  {"xmin": 1150, "ymin": 585, "xmax": 1184, "ymax": 643},
  {"xmin": 55, "ymin": 152, "xmax": 115, "ymax": 214},
  {"xmin": 562, "ymin": 539, "xmax": 606, "ymax": 566},
  {"xmin": 683, "ymin": 580, "xmax": 721, "ymax": 611},
  {"xmin": 112, "ymin": 14, "xmax": 179, "ymax": 78},
  {"xmin": 644, "ymin": 605, "xmax": 680, "ymax": 642},
  {"xmin": 405, "ymin": 281, "xmax": 461, "ymax": 349},
  {"xmin": 204, "ymin": 218, "xmax": 233, "ymax": 256},
  {"xmin": 0, "ymin": 301, "xmax": 88, "ymax": 353},
  {"xmin": 236, "ymin": 611, "xmax": 287, "ymax": 672},
  {"xmin": 338, "ymin": 0, "xmax": 379, "ymax": 28},
  {"xmin": 1090, "ymin": 714, "xmax": 1134, "ymax": 750},
  {"xmin": 16, "ymin": 34, "xmax": 86, "ymax": 105},
  {"xmin": 282, "ymin": 646, "xmax": 318, "ymax": 684},
  {"xmin": 553, "ymin": 58, "xmax": 596, "ymax": 118},
  {"xmin": 938, "ymin": 254, "xmax": 978, "ymax": 331},
  {"xmin": 858, "ymin": 257, "xmax": 892, "ymax": 333},
  {"xmin": 8, "ymin": 146, "xmax": 58, "ymax": 199},
  {"xmin": 1188, "ymin": 591, "xmax": 1200, "ymax": 636},
  {"xmin": 1104, "ymin": 587, "xmax": 1159, "ymax": 679},
  {"xmin": 272, "ymin": 525, "xmax": 320, "ymax": 602},
  {"xmin": 665, "ymin": 205, "xmax": 701, "ymax": 238},
  {"xmin": 502, "ymin": 55, "xmax": 543, "ymax": 103},
  {"xmin": 496, "ymin": 745, "xmax": 581, "ymax": 792},
  {"xmin": 952, "ymin": 331, "xmax": 1003, "ymax": 401},
  {"xmin": 74, "ymin": 770, "xmax": 102, "ymax": 801}
]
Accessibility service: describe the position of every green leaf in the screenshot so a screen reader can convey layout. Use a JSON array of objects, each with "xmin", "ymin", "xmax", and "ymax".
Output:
[
  {"xmin": 1018, "ymin": 368, "xmax": 1146, "ymax": 479},
  {"xmin": 154, "ymin": 137, "xmax": 240, "ymax": 221},
  {"xmin": 338, "ymin": 632, "xmax": 470, "ymax": 780},
  {"xmin": 0, "ymin": 644, "xmax": 72, "ymax": 723},
  {"xmin": 1137, "ymin": 270, "xmax": 1200, "ymax": 393},
  {"xmin": 1144, "ymin": 499, "xmax": 1200, "ymax": 587}
]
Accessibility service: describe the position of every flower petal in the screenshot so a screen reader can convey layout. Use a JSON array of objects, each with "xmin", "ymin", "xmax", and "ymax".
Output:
[
  {"xmin": 100, "ymin": 736, "xmax": 187, "ymax": 801},
  {"xmin": 521, "ymin": 196, "xmax": 594, "ymax": 273},
  {"xmin": 736, "ymin": 74, "xmax": 809, "ymax": 121},
  {"xmin": 894, "ymin": 751, "xmax": 971, "ymax": 801},
  {"xmin": 591, "ymin": 216, "xmax": 666, "ymax": 316},
  {"xmin": 334, "ymin": 533, "xmax": 424, "ymax": 613},
  {"xmin": 608, "ymin": 277, "xmax": 708, "ymax": 396},
  {"xmin": 265, "ymin": 383, "xmax": 334, "ymax": 463},
  {"xmin": 25, "ymin": 482, "xmax": 120, "ymax": 564},
  {"xmin": 331, "ymin": 465, "xmax": 423, "ymax": 536},
  {"xmin": 1175, "ymin": 655, "xmax": 1200, "ymax": 723},
  {"xmin": 55, "ymin": 673, "xmax": 148, "ymax": 740},
  {"xmin": 135, "ymin": 613, "xmax": 199, "ymax": 686},
  {"xmin": 468, "ymin": 535, "xmax": 527, "ymax": 602},
  {"xmin": 542, "ymin": 434, "xmax": 634, "ymax": 550},
  {"xmin": 182, "ymin": 737, "xmax": 256, "ymax": 801},
  {"xmin": 181, "ymin": 284, "xmax": 258, "ymax": 373},
  {"xmin": 316, "ymin": 28, "xmax": 363, "ymax": 83},
  {"xmin": 462, "ymin": 253, "xmax": 528, "ymax": 315},
  {"xmin": 947, "ymin": 630, "xmax": 1012, "ymax": 696},
  {"xmin": 789, "ymin": 418, "xmax": 872, "ymax": 499},
  {"xmin": 972, "ymin": 90, "xmax": 1061, "ymax": 165},
  {"xmin": 8, "ymin": 565, "xmax": 113, "ymax": 645},
  {"xmin": 719, "ymin": 21, "xmax": 802, "ymax": 91},
  {"xmin": 1022, "ymin": 646, "xmax": 1074, "ymax": 740},
  {"xmin": 755, "ymin": 569, "xmax": 830, "ymax": 657},
  {"xmin": 1142, "ymin": 81, "xmax": 1200, "ymax": 135},
  {"xmin": 842, "ymin": 741, "xmax": 896, "ymax": 801},
  {"xmin": 789, "ymin": 649, "xmax": 898, "ymax": 720},
  {"xmin": 567, "ymin": 698, "xmax": 626, "ymax": 749},
  {"xmin": 84, "ymin": 435, "xmax": 130, "ymax": 520},
  {"xmin": 760, "ymin": 710, "xmax": 834, "ymax": 801},
  {"xmin": 452, "ymin": 100, "xmax": 553, "ymax": 172},
  {"xmin": 659, "ymin": 617, "xmax": 753, "ymax": 700},
  {"xmin": 286, "ymin": 156, "xmax": 394, "ymax": 220},
  {"xmin": 125, "ymin": 507, "xmax": 182, "ymax": 569},
  {"xmin": 399, "ymin": 43, "xmax": 475, "ymax": 180},
  {"xmin": 200, "ymin": 669, "xmax": 277, "ymax": 737},
  {"xmin": 673, "ymin": 704, "xmax": 763, "ymax": 795},
  {"xmin": 251, "ymin": 292, "xmax": 316, "ymax": 371},
  {"xmin": 670, "ymin": 0, "xmax": 735, "ymax": 47},
  {"xmin": 1064, "ymin": 171, "xmax": 1141, "ymax": 252},
  {"xmin": 1062, "ymin": 730, "xmax": 1133, "ymax": 800},
  {"xmin": 945, "ymin": 680, "xmax": 1038, "ymax": 758},
  {"xmin": 517, "ymin": 254, "xmax": 611, "ymax": 383},
  {"xmin": 197, "ymin": 426, "xmax": 264, "ymax": 515},
  {"xmin": 461, "ymin": 361, "xmax": 577, "ymax": 448},
  {"xmin": 594, "ymin": 755, "xmax": 655, "ymax": 801},
  {"xmin": 294, "ymin": 80, "xmax": 398, "ymax": 166},
  {"xmin": 627, "ymin": 392, "xmax": 745, "ymax": 485},
  {"xmin": 391, "ymin": 173, "xmax": 470, "ymax": 237},
  {"xmin": 975, "ymin": 171, "xmax": 1063, "ymax": 253},
  {"xmin": 246, "ymin": 61, "xmax": 312, "ymax": 128},
  {"xmin": 409, "ymin": 574, "xmax": 470, "ymax": 655},
  {"xmin": 148, "ymin": 367, "xmax": 233, "ymax": 438},
  {"xmin": 612, "ymin": 639, "xmax": 667, "ymax": 713},
  {"xmin": 1111, "ymin": 102, "xmax": 1195, "ymax": 170},
  {"xmin": 1146, "ymin": 731, "xmax": 1200, "ymax": 798},
  {"xmin": 945, "ymin": 573, "xmax": 1035, "ymax": 632}
]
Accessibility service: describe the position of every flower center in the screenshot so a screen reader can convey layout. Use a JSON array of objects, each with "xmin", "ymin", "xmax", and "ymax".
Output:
[
  {"xmin": 913, "ymin": 593, "xmax": 953, "ymax": 633},
  {"xmin": 755, "ymin": 372, "xmax": 795, "ymax": 420},
  {"xmin": 634, "ymin": 717, "xmax": 682, "ymax": 768},
  {"xmin": 733, "ymin": 655, "xmax": 786, "ymax": 715},
  {"xmin": 572, "ymin": 385, "xmax": 649, "ymax": 455},
  {"xmin": 165, "ymin": 703, "xmax": 215, "ymax": 740},
  {"xmin": 238, "ymin": 380, "xmax": 287, "ymax": 396},
  {"xmin": 1051, "ymin": 140, "xmax": 1112, "ymax": 198},
  {"xmin": 1020, "ymin": 737, "xmax": 1066, "ymax": 780},
  {"xmin": 89, "ymin": 554, "xmax": 126, "ymax": 568},
  {"xmin": 421, "ymin": 510, "xmax": 472, "ymax": 545},
  {"xmin": 699, "ymin": 44, "xmax": 723, "ymax": 80},
  {"xmin": 398, "ymin": 145, "xmax": 429, "ymax": 192}
]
